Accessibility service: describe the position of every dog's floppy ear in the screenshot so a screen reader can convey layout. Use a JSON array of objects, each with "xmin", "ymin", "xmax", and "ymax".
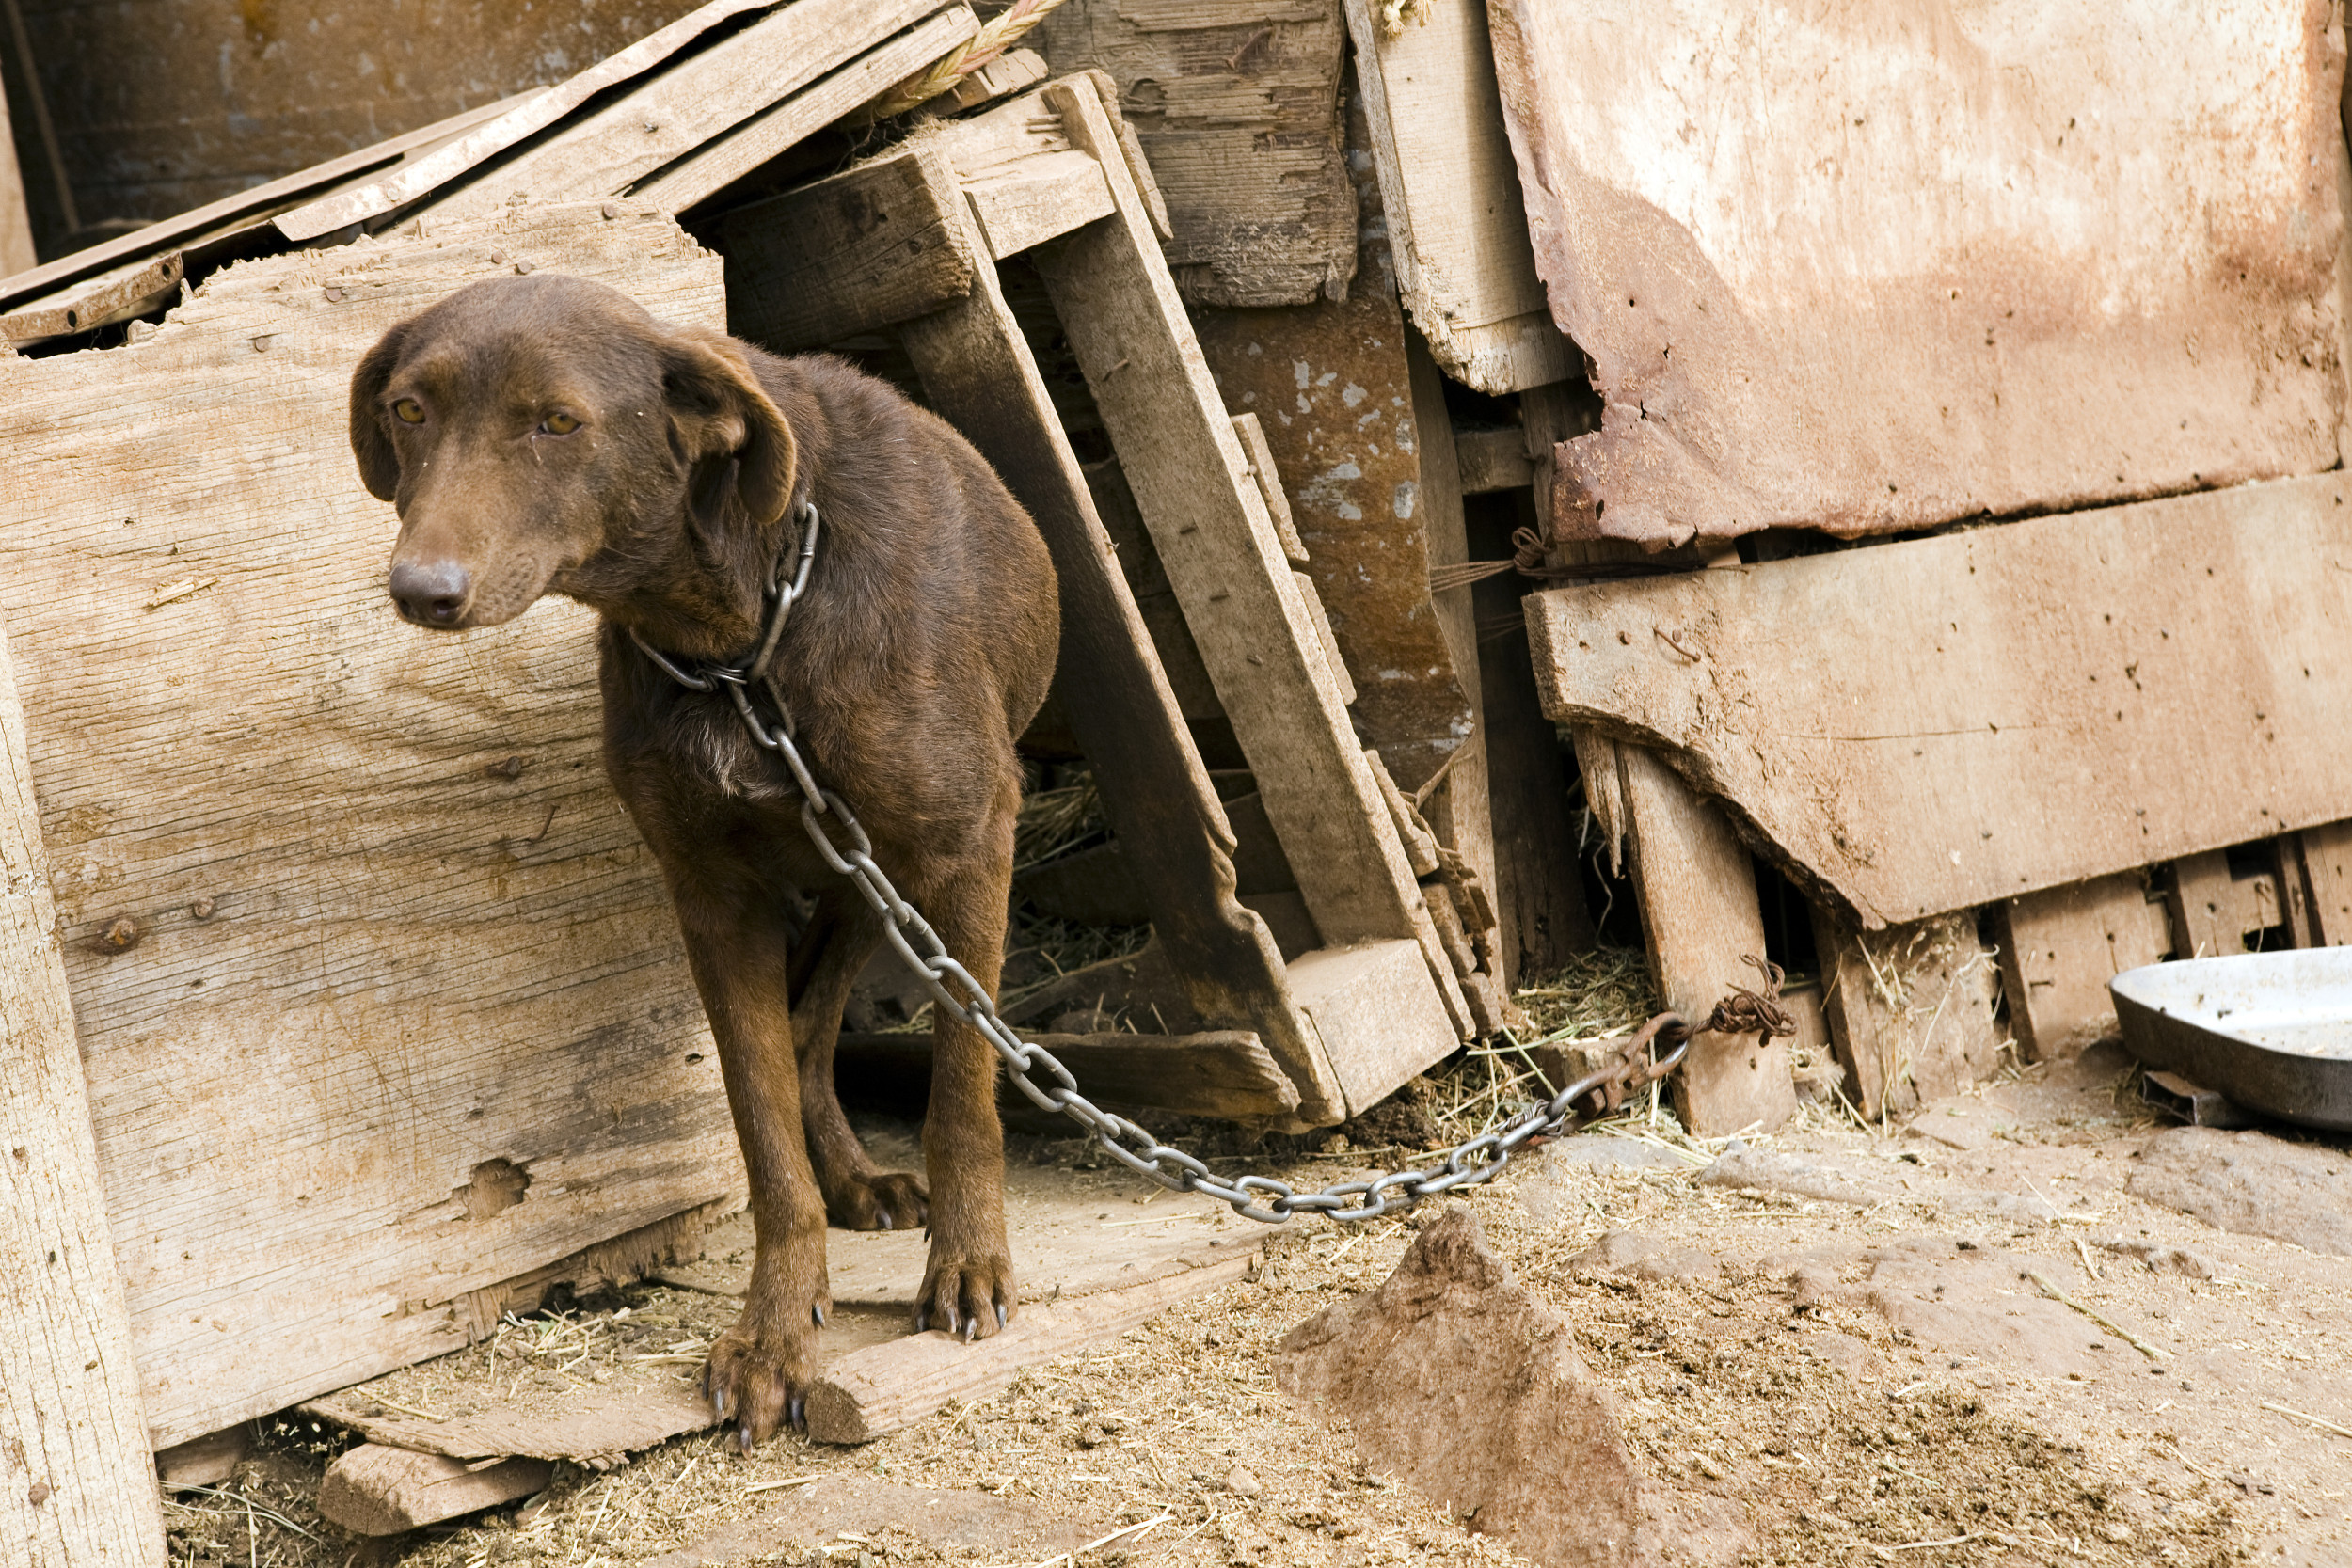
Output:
[
  {"xmin": 660, "ymin": 326, "xmax": 797, "ymax": 533},
  {"xmin": 348, "ymin": 322, "xmax": 409, "ymax": 502}
]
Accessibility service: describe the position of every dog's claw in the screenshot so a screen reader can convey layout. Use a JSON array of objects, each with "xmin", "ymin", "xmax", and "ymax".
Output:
[
  {"xmin": 963, "ymin": 1318, "xmax": 977, "ymax": 1344},
  {"xmin": 995, "ymin": 1303, "xmax": 1008, "ymax": 1330},
  {"xmin": 812, "ymin": 1303, "xmax": 827, "ymax": 1327},
  {"xmin": 875, "ymin": 1208, "xmax": 892, "ymax": 1229},
  {"xmin": 914, "ymin": 1306, "xmax": 930, "ymax": 1333},
  {"xmin": 737, "ymin": 1422, "xmax": 754, "ymax": 1454},
  {"xmin": 787, "ymin": 1395, "xmax": 806, "ymax": 1431}
]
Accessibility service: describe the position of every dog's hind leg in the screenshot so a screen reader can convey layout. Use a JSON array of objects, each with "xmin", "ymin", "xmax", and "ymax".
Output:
[
  {"xmin": 788, "ymin": 885, "xmax": 929, "ymax": 1231},
  {"xmin": 675, "ymin": 895, "xmax": 830, "ymax": 1444},
  {"xmin": 913, "ymin": 850, "xmax": 1018, "ymax": 1340}
]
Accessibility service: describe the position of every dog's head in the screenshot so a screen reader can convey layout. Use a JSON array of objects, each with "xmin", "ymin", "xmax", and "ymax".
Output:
[{"xmin": 350, "ymin": 274, "xmax": 795, "ymax": 629}]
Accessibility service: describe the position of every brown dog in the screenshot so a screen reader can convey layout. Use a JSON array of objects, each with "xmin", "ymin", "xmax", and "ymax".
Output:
[{"xmin": 349, "ymin": 273, "xmax": 1060, "ymax": 1445}]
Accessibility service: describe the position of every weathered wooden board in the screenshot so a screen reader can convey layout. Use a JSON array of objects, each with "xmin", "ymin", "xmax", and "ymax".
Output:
[
  {"xmin": 419, "ymin": 0, "xmax": 955, "ymax": 223},
  {"xmin": 1527, "ymin": 473, "xmax": 2352, "ymax": 929},
  {"xmin": 634, "ymin": 8, "xmax": 981, "ymax": 212},
  {"xmin": 1337, "ymin": 0, "xmax": 1568, "ymax": 393},
  {"xmin": 0, "ymin": 623, "xmax": 167, "ymax": 1560},
  {"xmin": 717, "ymin": 144, "xmax": 977, "ymax": 353},
  {"xmin": 1814, "ymin": 909, "xmax": 2003, "ymax": 1123},
  {"xmin": 893, "ymin": 136, "xmax": 1349, "ymax": 1123},
  {"xmin": 1035, "ymin": 0, "xmax": 1355, "ymax": 307},
  {"xmin": 318, "ymin": 1447, "xmax": 555, "ymax": 1535},
  {"xmin": 310, "ymin": 1157, "xmax": 1260, "ymax": 1463},
  {"xmin": 2304, "ymin": 822, "xmax": 2352, "ymax": 944},
  {"xmin": 0, "ymin": 204, "xmax": 745, "ymax": 1449},
  {"xmin": 1034, "ymin": 81, "xmax": 1469, "ymax": 1046},
  {"xmin": 19, "ymin": 0, "xmax": 715, "ymax": 240},
  {"xmin": 1194, "ymin": 285, "xmax": 1473, "ymax": 795},
  {"xmin": 1990, "ymin": 872, "xmax": 2170, "ymax": 1062},
  {"xmin": 1617, "ymin": 748, "xmax": 1789, "ymax": 1136},
  {"xmin": 272, "ymin": 0, "xmax": 771, "ymax": 240},
  {"xmin": 1, "ymin": 93, "xmax": 525, "ymax": 314},
  {"xmin": 1488, "ymin": 0, "xmax": 2348, "ymax": 548}
]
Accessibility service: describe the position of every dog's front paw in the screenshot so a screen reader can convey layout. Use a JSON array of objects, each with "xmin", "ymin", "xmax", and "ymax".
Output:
[
  {"xmin": 915, "ymin": 1250, "xmax": 1015, "ymax": 1342},
  {"xmin": 829, "ymin": 1170, "xmax": 929, "ymax": 1232},
  {"xmin": 703, "ymin": 1312, "xmax": 821, "ymax": 1449}
]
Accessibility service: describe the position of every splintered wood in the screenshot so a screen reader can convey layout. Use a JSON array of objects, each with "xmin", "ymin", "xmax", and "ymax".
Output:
[
  {"xmin": 0, "ymin": 204, "xmax": 744, "ymax": 1449},
  {"xmin": 1487, "ymin": 0, "xmax": 2348, "ymax": 546}
]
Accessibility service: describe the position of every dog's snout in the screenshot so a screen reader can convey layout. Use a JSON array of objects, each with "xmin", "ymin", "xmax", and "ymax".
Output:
[{"xmin": 389, "ymin": 559, "xmax": 471, "ymax": 626}]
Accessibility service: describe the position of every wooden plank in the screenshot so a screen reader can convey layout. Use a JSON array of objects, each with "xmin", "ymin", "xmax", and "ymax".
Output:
[
  {"xmin": 929, "ymin": 46, "xmax": 1051, "ymax": 117},
  {"xmin": 2303, "ymin": 821, "xmax": 2352, "ymax": 944},
  {"xmin": 965, "ymin": 150, "xmax": 1116, "ymax": 259},
  {"xmin": 1990, "ymin": 872, "xmax": 2170, "ymax": 1062},
  {"xmin": 2, "ymin": 252, "xmax": 183, "ymax": 346},
  {"xmin": 836, "ymin": 1030, "xmax": 1298, "ymax": 1119},
  {"xmin": 896, "ymin": 165, "xmax": 1347, "ymax": 1126},
  {"xmin": 0, "ymin": 204, "xmax": 746, "ymax": 1449},
  {"xmin": 1617, "ymin": 747, "xmax": 1790, "ymax": 1136},
  {"xmin": 1231, "ymin": 413, "xmax": 1307, "ymax": 567},
  {"xmin": 0, "ymin": 94, "xmax": 525, "ymax": 311},
  {"xmin": 1487, "ymin": 0, "xmax": 2345, "ymax": 549},
  {"xmin": 810, "ymin": 1249, "xmax": 1252, "ymax": 1442},
  {"xmin": 1454, "ymin": 426, "xmax": 1534, "ymax": 496},
  {"xmin": 2165, "ymin": 850, "xmax": 2286, "ymax": 959},
  {"xmin": 0, "ymin": 620, "xmax": 167, "ymax": 1564},
  {"xmin": 274, "ymin": 0, "xmax": 779, "ymax": 240},
  {"xmin": 419, "ymin": 0, "xmax": 953, "ymax": 223},
  {"xmin": 1406, "ymin": 334, "xmax": 1502, "ymax": 952},
  {"xmin": 1036, "ymin": 77, "xmax": 1470, "ymax": 1048},
  {"xmin": 1813, "ymin": 907, "xmax": 2003, "ymax": 1124},
  {"xmin": 715, "ymin": 144, "xmax": 976, "ymax": 353},
  {"xmin": 631, "ymin": 9, "xmax": 979, "ymax": 213},
  {"xmin": 317, "ymin": 1448, "xmax": 554, "ymax": 1535},
  {"xmin": 1193, "ymin": 291, "xmax": 1473, "ymax": 794},
  {"xmin": 1337, "ymin": 0, "xmax": 1569, "ymax": 393},
  {"xmin": 1283, "ymin": 939, "xmax": 1461, "ymax": 1115},
  {"xmin": 1527, "ymin": 473, "xmax": 2352, "ymax": 928},
  {"xmin": 1034, "ymin": 0, "xmax": 1355, "ymax": 307}
]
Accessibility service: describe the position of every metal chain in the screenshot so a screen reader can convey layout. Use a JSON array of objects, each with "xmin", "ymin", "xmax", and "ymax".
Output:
[{"xmin": 632, "ymin": 503, "xmax": 1694, "ymax": 1225}]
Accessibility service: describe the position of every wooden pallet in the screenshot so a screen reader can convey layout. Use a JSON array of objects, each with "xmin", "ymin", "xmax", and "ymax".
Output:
[{"xmin": 718, "ymin": 75, "xmax": 1476, "ymax": 1122}]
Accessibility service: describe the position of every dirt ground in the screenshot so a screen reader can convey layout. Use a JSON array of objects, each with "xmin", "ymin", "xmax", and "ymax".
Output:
[{"xmin": 165, "ymin": 1037, "xmax": 2350, "ymax": 1568}]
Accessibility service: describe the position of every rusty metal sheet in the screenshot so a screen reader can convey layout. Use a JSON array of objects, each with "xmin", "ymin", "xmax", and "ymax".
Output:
[
  {"xmin": 1195, "ymin": 285, "xmax": 1471, "ymax": 793},
  {"xmin": 1486, "ymin": 0, "xmax": 2348, "ymax": 547}
]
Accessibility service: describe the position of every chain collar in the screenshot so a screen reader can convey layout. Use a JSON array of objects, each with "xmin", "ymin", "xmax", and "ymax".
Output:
[{"xmin": 628, "ymin": 499, "xmax": 821, "ymax": 695}]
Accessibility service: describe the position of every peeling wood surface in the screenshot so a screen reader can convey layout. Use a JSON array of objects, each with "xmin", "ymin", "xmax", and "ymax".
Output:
[
  {"xmin": 0, "ymin": 204, "xmax": 745, "ymax": 1449},
  {"xmin": 1990, "ymin": 873, "xmax": 2170, "ymax": 1062},
  {"xmin": 0, "ymin": 620, "xmax": 167, "ymax": 1560},
  {"xmin": 1488, "ymin": 0, "xmax": 2349, "ymax": 546},
  {"xmin": 1527, "ymin": 473, "xmax": 2352, "ymax": 928},
  {"xmin": 1194, "ymin": 288, "xmax": 1471, "ymax": 794},
  {"xmin": 1337, "ymin": 0, "xmax": 1567, "ymax": 392},
  {"xmin": 1036, "ymin": 0, "xmax": 1355, "ymax": 306}
]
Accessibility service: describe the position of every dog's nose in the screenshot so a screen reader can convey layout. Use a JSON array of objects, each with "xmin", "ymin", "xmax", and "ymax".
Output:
[{"xmin": 389, "ymin": 559, "xmax": 471, "ymax": 625}]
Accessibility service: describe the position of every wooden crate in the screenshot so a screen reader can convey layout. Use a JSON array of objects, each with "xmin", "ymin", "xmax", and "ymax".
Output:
[{"xmin": 717, "ymin": 76, "xmax": 1479, "ymax": 1123}]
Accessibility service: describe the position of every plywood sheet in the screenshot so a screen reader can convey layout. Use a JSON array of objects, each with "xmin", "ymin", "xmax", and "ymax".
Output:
[
  {"xmin": 1036, "ymin": 0, "xmax": 1356, "ymax": 307},
  {"xmin": 1526, "ymin": 472, "xmax": 2352, "ymax": 927},
  {"xmin": 1487, "ymin": 0, "xmax": 2348, "ymax": 546},
  {"xmin": 0, "ymin": 203, "xmax": 743, "ymax": 1448}
]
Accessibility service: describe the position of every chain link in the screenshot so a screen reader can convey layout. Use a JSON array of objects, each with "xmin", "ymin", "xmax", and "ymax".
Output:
[{"xmin": 633, "ymin": 504, "xmax": 1693, "ymax": 1225}]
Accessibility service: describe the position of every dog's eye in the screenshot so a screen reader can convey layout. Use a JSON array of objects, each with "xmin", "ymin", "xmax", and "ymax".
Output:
[
  {"xmin": 542, "ymin": 412, "xmax": 581, "ymax": 436},
  {"xmin": 392, "ymin": 398, "xmax": 426, "ymax": 425}
]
